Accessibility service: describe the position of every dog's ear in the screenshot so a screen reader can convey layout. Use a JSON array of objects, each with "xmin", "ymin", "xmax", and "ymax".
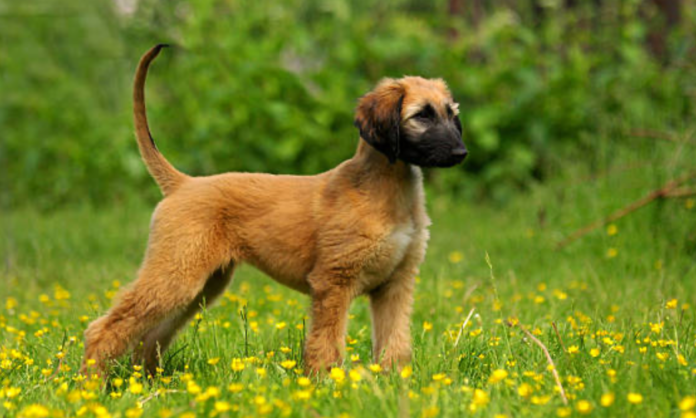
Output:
[{"xmin": 354, "ymin": 79, "xmax": 405, "ymax": 163}]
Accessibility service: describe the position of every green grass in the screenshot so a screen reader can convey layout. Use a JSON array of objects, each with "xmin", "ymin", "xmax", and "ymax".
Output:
[{"xmin": 2, "ymin": 141, "xmax": 696, "ymax": 418}]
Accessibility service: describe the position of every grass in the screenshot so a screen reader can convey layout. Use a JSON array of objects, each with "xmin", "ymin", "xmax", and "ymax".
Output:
[{"xmin": 1, "ymin": 140, "xmax": 696, "ymax": 418}]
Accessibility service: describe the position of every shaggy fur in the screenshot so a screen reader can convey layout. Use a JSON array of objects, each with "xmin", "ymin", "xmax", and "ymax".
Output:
[{"xmin": 82, "ymin": 45, "xmax": 467, "ymax": 376}]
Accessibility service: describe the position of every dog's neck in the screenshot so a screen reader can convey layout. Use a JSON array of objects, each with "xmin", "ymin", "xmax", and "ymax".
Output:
[{"xmin": 353, "ymin": 139, "xmax": 415, "ymax": 181}]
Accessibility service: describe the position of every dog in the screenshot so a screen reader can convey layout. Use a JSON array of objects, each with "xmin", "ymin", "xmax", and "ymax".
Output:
[{"xmin": 82, "ymin": 44, "xmax": 467, "ymax": 377}]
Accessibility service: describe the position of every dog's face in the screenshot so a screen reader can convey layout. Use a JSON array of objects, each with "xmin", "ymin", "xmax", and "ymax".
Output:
[{"xmin": 354, "ymin": 76, "xmax": 467, "ymax": 168}]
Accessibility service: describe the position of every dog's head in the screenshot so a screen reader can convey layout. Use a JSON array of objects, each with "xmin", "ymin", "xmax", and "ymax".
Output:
[{"xmin": 354, "ymin": 76, "xmax": 467, "ymax": 168}]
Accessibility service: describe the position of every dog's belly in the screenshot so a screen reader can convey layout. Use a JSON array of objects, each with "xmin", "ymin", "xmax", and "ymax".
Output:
[{"xmin": 359, "ymin": 221, "xmax": 416, "ymax": 292}]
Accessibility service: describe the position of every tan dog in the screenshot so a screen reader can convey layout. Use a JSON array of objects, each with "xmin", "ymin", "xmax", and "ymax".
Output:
[{"xmin": 82, "ymin": 44, "xmax": 467, "ymax": 376}]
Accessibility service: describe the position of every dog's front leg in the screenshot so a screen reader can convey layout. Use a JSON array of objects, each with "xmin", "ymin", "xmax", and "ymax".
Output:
[
  {"xmin": 369, "ymin": 244, "xmax": 424, "ymax": 370},
  {"xmin": 304, "ymin": 277, "xmax": 353, "ymax": 375}
]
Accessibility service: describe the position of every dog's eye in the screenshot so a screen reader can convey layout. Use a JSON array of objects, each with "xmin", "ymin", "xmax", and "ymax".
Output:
[
  {"xmin": 446, "ymin": 106, "xmax": 454, "ymax": 118},
  {"xmin": 414, "ymin": 105, "xmax": 435, "ymax": 121}
]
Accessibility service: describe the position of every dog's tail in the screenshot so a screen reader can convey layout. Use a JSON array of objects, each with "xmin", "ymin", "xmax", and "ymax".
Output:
[{"xmin": 133, "ymin": 44, "xmax": 188, "ymax": 196}]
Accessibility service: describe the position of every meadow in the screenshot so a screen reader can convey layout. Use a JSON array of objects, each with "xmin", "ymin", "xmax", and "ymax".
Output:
[{"xmin": 2, "ymin": 138, "xmax": 696, "ymax": 418}]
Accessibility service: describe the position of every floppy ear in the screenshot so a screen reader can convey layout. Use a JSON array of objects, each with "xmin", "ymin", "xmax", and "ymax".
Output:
[{"xmin": 354, "ymin": 79, "xmax": 405, "ymax": 163}]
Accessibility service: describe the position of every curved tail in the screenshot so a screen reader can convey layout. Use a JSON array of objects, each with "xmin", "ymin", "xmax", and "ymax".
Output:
[{"xmin": 133, "ymin": 44, "xmax": 188, "ymax": 196}]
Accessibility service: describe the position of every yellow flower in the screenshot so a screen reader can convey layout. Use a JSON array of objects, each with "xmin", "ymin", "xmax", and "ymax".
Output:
[
  {"xmin": 125, "ymin": 407, "xmax": 143, "ymax": 418},
  {"xmin": 368, "ymin": 364, "xmax": 382, "ymax": 373},
  {"xmin": 256, "ymin": 367, "xmax": 267, "ymax": 377},
  {"xmin": 556, "ymin": 407, "xmax": 572, "ymax": 417},
  {"xmin": 330, "ymin": 367, "xmax": 345, "ymax": 384},
  {"xmin": 297, "ymin": 377, "xmax": 311, "ymax": 387},
  {"xmin": 606, "ymin": 248, "xmax": 618, "ymax": 258},
  {"xmin": 576, "ymin": 400, "xmax": 593, "ymax": 415},
  {"xmin": 275, "ymin": 322, "xmax": 287, "ymax": 330},
  {"xmin": 666, "ymin": 299, "xmax": 678, "ymax": 309},
  {"xmin": 517, "ymin": 383, "xmax": 533, "ymax": 398},
  {"xmin": 680, "ymin": 396, "xmax": 696, "ymax": 411},
  {"xmin": 606, "ymin": 224, "xmax": 618, "ymax": 236},
  {"xmin": 568, "ymin": 345, "xmax": 579, "ymax": 355},
  {"xmin": 214, "ymin": 401, "xmax": 231, "ymax": 413},
  {"xmin": 590, "ymin": 348, "xmax": 600, "ymax": 358},
  {"xmin": 129, "ymin": 381, "xmax": 143, "ymax": 395},
  {"xmin": 472, "ymin": 389, "xmax": 489, "ymax": 406},
  {"xmin": 448, "ymin": 251, "xmax": 463, "ymax": 264},
  {"xmin": 280, "ymin": 360, "xmax": 296, "ymax": 370},
  {"xmin": 601, "ymin": 392, "xmax": 615, "ymax": 407},
  {"xmin": 19, "ymin": 404, "xmax": 50, "ymax": 418},
  {"xmin": 627, "ymin": 393, "xmax": 643, "ymax": 404},
  {"xmin": 349, "ymin": 369, "xmax": 362, "ymax": 382},
  {"xmin": 207, "ymin": 357, "xmax": 220, "ymax": 366},
  {"xmin": 231, "ymin": 358, "xmax": 245, "ymax": 371},
  {"xmin": 400, "ymin": 365, "xmax": 413, "ymax": 379},
  {"xmin": 423, "ymin": 321, "xmax": 433, "ymax": 332},
  {"xmin": 228, "ymin": 383, "xmax": 243, "ymax": 393},
  {"xmin": 686, "ymin": 198, "xmax": 695, "ymax": 210},
  {"xmin": 488, "ymin": 369, "xmax": 508, "ymax": 384}
]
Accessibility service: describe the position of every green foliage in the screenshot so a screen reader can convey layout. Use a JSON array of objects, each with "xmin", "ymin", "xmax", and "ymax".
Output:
[{"xmin": 1, "ymin": 0, "xmax": 695, "ymax": 208}]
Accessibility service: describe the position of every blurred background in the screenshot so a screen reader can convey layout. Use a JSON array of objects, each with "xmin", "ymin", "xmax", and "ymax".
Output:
[{"xmin": 1, "ymin": 0, "xmax": 695, "ymax": 209}]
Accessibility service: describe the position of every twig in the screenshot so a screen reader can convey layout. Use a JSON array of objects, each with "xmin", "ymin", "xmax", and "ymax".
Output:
[
  {"xmin": 557, "ymin": 170, "xmax": 696, "ymax": 248},
  {"xmin": 628, "ymin": 128, "xmax": 696, "ymax": 146},
  {"xmin": 551, "ymin": 322, "xmax": 567, "ymax": 354},
  {"xmin": 663, "ymin": 187, "xmax": 696, "ymax": 198},
  {"xmin": 509, "ymin": 321, "xmax": 568, "ymax": 405},
  {"xmin": 454, "ymin": 308, "xmax": 476, "ymax": 347}
]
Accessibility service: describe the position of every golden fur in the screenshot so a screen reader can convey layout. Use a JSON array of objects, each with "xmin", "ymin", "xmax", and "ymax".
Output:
[{"xmin": 82, "ymin": 45, "xmax": 459, "ymax": 376}]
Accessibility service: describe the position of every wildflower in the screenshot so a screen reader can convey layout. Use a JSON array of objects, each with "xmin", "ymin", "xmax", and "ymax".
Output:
[
  {"xmin": 207, "ymin": 357, "xmax": 220, "ymax": 366},
  {"xmin": 275, "ymin": 321, "xmax": 287, "ymax": 330},
  {"xmin": 666, "ymin": 299, "xmax": 678, "ymax": 309},
  {"xmin": 470, "ymin": 389, "xmax": 489, "ymax": 410},
  {"xmin": 126, "ymin": 408, "xmax": 143, "ymax": 418},
  {"xmin": 368, "ymin": 364, "xmax": 382, "ymax": 373},
  {"xmin": 606, "ymin": 248, "xmax": 618, "ymax": 258},
  {"xmin": 350, "ymin": 354, "xmax": 360, "ymax": 362},
  {"xmin": 293, "ymin": 390, "xmax": 311, "ymax": 400},
  {"xmin": 590, "ymin": 348, "xmax": 600, "ymax": 358},
  {"xmin": 568, "ymin": 345, "xmax": 579, "ymax": 355},
  {"xmin": 686, "ymin": 198, "xmax": 695, "ymax": 209},
  {"xmin": 214, "ymin": 401, "xmax": 231, "ymax": 413},
  {"xmin": 423, "ymin": 321, "xmax": 433, "ymax": 332},
  {"xmin": 576, "ymin": 400, "xmax": 593, "ymax": 415},
  {"xmin": 556, "ymin": 407, "xmax": 572, "ymax": 417},
  {"xmin": 448, "ymin": 251, "xmax": 463, "ymax": 264},
  {"xmin": 606, "ymin": 224, "xmax": 618, "ymax": 236},
  {"xmin": 518, "ymin": 383, "xmax": 533, "ymax": 398},
  {"xmin": 488, "ymin": 369, "xmax": 508, "ymax": 384},
  {"xmin": 231, "ymin": 358, "xmax": 245, "ymax": 371},
  {"xmin": 19, "ymin": 404, "xmax": 49, "ymax": 418},
  {"xmin": 129, "ymin": 380, "xmax": 143, "ymax": 395},
  {"xmin": 228, "ymin": 383, "xmax": 243, "ymax": 393},
  {"xmin": 400, "ymin": 365, "xmax": 413, "ymax": 379},
  {"xmin": 349, "ymin": 369, "xmax": 362, "ymax": 382},
  {"xmin": 330, "ymin": 367, "xmax": 345, "ymax": 384},
  {"xmin": 680, "ymin": 396, "xmax": 696, "ymax": 411},
  {"xmin": 656, "ymin": 352, "xmax": 669, "ymax": 361},
  {"xmin": 601, "ymin": 392, "xmax": 615, "ymax": 407},
  {"xmin": 627, "ymin": 393, "xmax": 643, "ymax": 404},
  {"xmin": 280, "ymin": 360, "xmax": 296, "ymax": 370},
  {"xmin": 256, "ymin": 367, "xmax": 267, "ymax": 377}
]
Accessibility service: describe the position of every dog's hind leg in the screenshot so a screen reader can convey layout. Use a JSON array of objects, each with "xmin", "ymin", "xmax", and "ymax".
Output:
[
  {"xmin": 81, "ymin": 230, "xmax": 232, "ymax": 377},
  {"xmin": 132, "ymin": 265, "xmax": 235, "ymax": 375}
]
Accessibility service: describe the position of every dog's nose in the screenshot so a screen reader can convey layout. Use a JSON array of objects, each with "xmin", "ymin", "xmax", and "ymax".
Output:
[{"xmin": 451, "ymin": 147, "xmax": 468, "ymax": 159}]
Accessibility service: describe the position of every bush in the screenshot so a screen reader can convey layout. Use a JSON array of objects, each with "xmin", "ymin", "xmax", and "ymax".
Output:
[{"xmin": 1, "ymin": 0, "xmax": 694, "ymax": 208}]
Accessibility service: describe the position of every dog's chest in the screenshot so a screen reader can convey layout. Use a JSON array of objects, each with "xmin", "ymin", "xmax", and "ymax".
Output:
[{"xmin": 360, "ymin": 219, "xmax": 417, "ymax": 291}]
